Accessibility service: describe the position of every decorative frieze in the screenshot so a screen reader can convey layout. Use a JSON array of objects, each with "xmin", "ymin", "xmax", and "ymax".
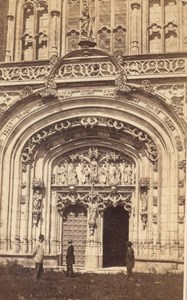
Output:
[
  {"xmin": 0, "ymin": 65, "xmax": 49, "ymax": 82},
  {"xmin": 123, "ymin": 57, "xmax": 186, "ymax": 76}
]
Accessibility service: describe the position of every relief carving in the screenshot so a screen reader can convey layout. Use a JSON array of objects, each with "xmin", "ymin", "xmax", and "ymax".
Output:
[{"xmin": 53, "ymin": 147, "xmax": 135, "ymax": 187}]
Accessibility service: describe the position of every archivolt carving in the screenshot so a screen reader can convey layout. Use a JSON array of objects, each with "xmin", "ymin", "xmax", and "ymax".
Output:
[{"xmin": 21, "ymin": 117, "xmax": 158, "ymax": 169}]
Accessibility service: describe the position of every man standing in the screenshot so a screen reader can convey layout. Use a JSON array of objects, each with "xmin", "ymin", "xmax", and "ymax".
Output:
[
  {"xmin": 66, "ymin": 240, "xmax": 75, "ymax": 277},
  {"xmin": 33, "ymin": 234, "xmax": 45, "ymax": 281},
  {"xmin": 125, "ymin": 241, "xmax": 135, "ymax": 280}
]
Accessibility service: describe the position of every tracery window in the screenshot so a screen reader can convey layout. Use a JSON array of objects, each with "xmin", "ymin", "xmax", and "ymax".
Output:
[
  {"xmin": 148, "ymin": 0, "xmax": 179, "ymax": 53},
  {"xmin": 21, "ymin": 0, "xmax": 48, "ymax": 61}
]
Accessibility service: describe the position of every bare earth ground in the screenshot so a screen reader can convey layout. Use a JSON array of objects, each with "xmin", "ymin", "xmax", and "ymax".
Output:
[{"xmin": 0, "ymin": 264, "xmax": 183, "ymax": 300}]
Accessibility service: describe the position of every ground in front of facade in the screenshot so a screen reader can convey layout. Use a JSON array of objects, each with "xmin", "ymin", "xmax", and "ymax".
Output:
[{"xmin": 0, "ymin": 264, "xmax": 183, "ymax": 300}]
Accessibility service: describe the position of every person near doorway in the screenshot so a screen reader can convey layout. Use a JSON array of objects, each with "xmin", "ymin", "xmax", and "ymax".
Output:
[
  {"xmin": 33, "ymin": 234, "xmax": 45, "ymax": 281},
  {"xmin": 125, "ymin": 241, "xmax": 135, "ymax": 280},
  {"xmin": 66, "ymin": 239, "xmax": 75, "ymax": 277}
]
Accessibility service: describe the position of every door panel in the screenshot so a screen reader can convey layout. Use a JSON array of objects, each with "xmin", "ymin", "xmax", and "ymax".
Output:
[{"xmin": 62, "ymin": 205, "xmax": 87, "ymax": 267}]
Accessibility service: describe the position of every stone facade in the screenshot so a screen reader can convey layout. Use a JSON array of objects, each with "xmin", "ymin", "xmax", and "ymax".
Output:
[{"xmin": 0, "ymin": 0, "xmax": 186, "ymax": 273}]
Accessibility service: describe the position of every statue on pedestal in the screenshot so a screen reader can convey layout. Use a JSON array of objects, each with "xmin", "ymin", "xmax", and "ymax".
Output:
[{"xmin": 79, "ymin": 0, "xmax": 96, "ymax": 48}]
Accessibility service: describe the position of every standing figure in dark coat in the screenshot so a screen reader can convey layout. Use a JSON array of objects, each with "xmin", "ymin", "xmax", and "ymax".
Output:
[
  {"xmin": 125, "ymin": 241, "xmax": 135, "ymax": 280},
  {"xmin": 66, "ymin": 240, "xmax": 75, "ymax": 277}
]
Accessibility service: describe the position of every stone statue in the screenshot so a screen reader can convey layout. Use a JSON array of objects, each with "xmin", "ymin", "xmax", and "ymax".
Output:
[
  {"xmin": 68, "ymin": 163, "xmax": 78, "ymax": 185},
  {"xmin": 80, "ymin": 2, "xmax": 94, "ymax": 38},
  {"xmin": 99, "ymin": 163, "xmax": 108, "ymax": 185},
  {"xmin": 124, "ymin": 163, "xmax": 133, "ymax": 184},
  {"xmin": 57, "ymin": 162, "xmax": 67, "ymax": 184},
  {"xmin": 33, "ymin": 189, "xmax": 42, "ymax": 210},
  {"xmin": 90, "ymin": 158, "xmax": 98, "ymax": 184},
  {"xmin": 88, "ymin": 202, "xmax": 98, "ymax": 236},
  {"xmin": 109, "ymin": 163, "xmax": 121, "ymax": 185},
  {"xmin": 32, "ymin": 189, "xmax": 42, "ymax": 226},
  {"xmin": 141, "ymin": 191, "xmax": 148, "ymax": 212}
]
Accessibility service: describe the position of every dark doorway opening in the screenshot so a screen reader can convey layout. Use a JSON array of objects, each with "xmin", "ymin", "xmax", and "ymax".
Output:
[{"xmin": 103, "ymin": 206, "xmax": 129, "ymax": 267}]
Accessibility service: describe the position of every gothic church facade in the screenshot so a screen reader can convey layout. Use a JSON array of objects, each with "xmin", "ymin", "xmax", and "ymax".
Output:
[{"xmin": 0, "ymin": 0, "xmax": 186, "ymax": 272}]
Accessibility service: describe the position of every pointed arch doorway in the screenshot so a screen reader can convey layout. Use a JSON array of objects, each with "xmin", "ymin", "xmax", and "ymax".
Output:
[{"xmin": 103, "ymin": 206, "xmax": 129, "ymax": 267}]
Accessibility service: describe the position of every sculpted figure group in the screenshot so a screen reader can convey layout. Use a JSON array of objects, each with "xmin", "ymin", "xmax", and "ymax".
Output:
[{"xmin": 56, "ymin": 159, "xmax": 133, "ymax": 186}]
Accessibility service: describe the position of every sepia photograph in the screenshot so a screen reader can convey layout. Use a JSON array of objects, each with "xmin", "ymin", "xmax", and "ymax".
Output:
[{"xmin": 0, "ymin": 0, "xmax": 186, "ymax": 299}]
